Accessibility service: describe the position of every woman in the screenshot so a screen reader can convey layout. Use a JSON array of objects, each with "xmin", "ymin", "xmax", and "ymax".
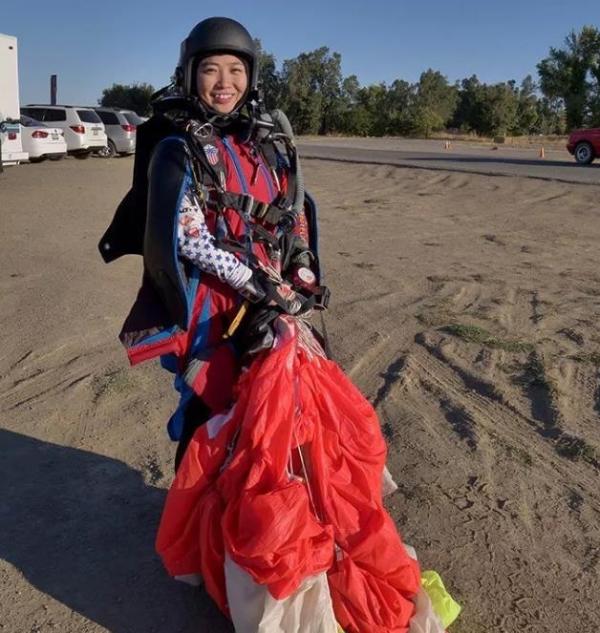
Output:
[
  {"xmin": 101, "ymin": 17, "xmax": 455, "ymax": 633},
  {"xmin": 102, "ymin": 17, "xmax": 323, "ymax": 470}
]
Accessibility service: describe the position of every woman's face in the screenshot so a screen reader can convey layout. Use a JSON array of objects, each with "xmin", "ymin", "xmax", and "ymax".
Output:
[{"xmin": 195, "ymin": 54, "xmax": 249, "ymax": 114}]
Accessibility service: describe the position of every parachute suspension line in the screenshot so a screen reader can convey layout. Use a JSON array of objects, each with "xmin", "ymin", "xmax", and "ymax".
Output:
[
  {"xmin": 220, "ymin": 427, "xmax": 240, "ymax": 474},
  {"xmin": 294, "ymin": 434, "xmax": 322, "ymax": 524},
  {"xmin": 289, "ymin": 323, "xmax": 323, "ymax": 523}
]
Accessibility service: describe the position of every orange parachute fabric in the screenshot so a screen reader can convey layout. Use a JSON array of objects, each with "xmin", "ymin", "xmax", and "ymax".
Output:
[{"xmin": 156, "ymin": 318, "xmax": 421, "ymax": 632}]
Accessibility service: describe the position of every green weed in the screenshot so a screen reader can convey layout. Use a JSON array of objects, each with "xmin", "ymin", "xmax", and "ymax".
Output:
[{"xmin": 443, "ymin": 323, "xmax": 534, "ymax": 353}]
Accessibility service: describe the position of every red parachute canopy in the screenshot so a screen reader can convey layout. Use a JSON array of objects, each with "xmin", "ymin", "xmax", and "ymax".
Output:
[{"xmin": 156, "ymin": 317, "xmax": 421, "ymax": 632}]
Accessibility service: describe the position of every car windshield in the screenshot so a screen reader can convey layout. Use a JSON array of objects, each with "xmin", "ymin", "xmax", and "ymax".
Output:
[
  {"xmin": 123, "ymin": 112, "xmax": 144, "ymax": 126},
  {"xmin": 20, "ymin": 115, "xmax": 47, "ymax": 128},
  {"xmin": 76, "ymin": 109, "xmax": 102, "ymax": 123}
]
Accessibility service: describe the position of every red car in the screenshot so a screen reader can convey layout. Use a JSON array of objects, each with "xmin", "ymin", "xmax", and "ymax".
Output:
[{"xmin": 567, "ymin": 127, "xmax": 600, "ymax": 164}]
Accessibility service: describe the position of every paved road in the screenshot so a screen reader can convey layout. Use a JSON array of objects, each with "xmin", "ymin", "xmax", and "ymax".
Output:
[{"xmin": 298, "ymin": 137, "xmax": 600, "ymax": 185}]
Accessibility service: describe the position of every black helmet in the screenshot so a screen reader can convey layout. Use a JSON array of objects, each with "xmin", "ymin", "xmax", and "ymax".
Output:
[{"xmin": 176, "ymin": 17, "xmax": 258, "ymax": 103}]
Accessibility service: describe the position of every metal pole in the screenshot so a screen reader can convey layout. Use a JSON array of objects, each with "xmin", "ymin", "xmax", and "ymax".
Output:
[{"xmin": 50, "ymin": 75, "xmax": 57, "ymax": 105}]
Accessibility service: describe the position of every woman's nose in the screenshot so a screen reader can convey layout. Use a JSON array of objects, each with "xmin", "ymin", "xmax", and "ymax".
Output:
[{"xmin": 215, "ymin": 71, "xmax": 232, "ymax": 87}]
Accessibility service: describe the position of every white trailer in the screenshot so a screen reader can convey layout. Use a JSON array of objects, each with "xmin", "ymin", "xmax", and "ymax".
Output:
[{"xmin": 0, "ymin": 33, "xmax": 28, "ymax": 166}]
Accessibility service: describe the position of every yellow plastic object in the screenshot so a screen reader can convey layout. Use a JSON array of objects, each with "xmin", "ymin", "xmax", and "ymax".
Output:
[
  {"xmin": 336, "ymin": 625, "xmax": 345, "ymax": 633},
  {"xmin": 421, "ymin": 570, "xmax": 461, "ymax": 628},
  {"xmin": 222, "ymin": 301, "xmax": 249, "ymax": 339}
]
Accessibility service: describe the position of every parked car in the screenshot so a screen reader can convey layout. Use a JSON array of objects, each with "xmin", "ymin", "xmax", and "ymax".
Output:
[
  {"xmin": 20, "ymin": 114, "xmax": 67, "ymax": 162},
  {"xmin": 20, "ymin": 105, "xmax": 107, "ymax": 159},
  {"xmin": 121, "ymin": 110, "xmax": 146, "ymax": 126},
  {"xmin": 93, "ymin": 107, "xmax": 137, "ymax": 158},
  {"xmin": 0, "ymin": 119, "xmax": 27, "ymax": 167},
  {"xmin": 566, "ymin": 127, "xmax": 600, "ymax": 165}
]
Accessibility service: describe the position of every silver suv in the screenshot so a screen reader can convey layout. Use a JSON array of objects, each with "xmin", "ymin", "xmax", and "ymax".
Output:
[
  {"xmin": 20, "ymin": 105, "xmax": 107, "ymax": 158},
  {"xmin": 94, "ymin": 108, "xmax": 138, "ymax": 157}
]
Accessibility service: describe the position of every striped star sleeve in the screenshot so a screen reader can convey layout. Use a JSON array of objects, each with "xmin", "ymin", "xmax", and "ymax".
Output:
[{"xmin": 177, "ymin": 185, "xmax": 252, "ymax": 290}]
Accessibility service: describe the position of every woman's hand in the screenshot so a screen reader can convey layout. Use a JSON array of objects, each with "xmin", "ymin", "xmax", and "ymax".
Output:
[
  {"xmin": 268, "ymin": 281, "xmax": 303, "ymax": 315},
  {"xmin": 239, "ymin": 272, "xmax": 304, "ymax": 315}
]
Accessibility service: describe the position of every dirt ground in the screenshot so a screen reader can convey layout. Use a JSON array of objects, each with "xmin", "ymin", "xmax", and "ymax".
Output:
[{"xmin": 1, "ymin": 154, "xmax": 599, "ymax": 633}]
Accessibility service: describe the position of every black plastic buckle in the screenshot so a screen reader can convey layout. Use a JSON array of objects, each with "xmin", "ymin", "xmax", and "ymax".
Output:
[
  {"xmin": 314, "ymin": 286, "xmax": 331, "ymax": 310},
  {"xmin": 241, "ymin": 194, "xmax": 255, "ymax": 217},
  {"xmin": 252, "ymin": 201, "xmax": 270, "ymax": 219}
]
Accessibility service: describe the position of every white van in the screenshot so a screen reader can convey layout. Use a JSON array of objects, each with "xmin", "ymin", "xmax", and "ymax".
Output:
[
  {"xmin": 21, "ymin": 105, "xmax": 107, "ymax": 158},
  {"xmin": 0, "ymin": 33, "xmax": 28, "ymax": 166}
]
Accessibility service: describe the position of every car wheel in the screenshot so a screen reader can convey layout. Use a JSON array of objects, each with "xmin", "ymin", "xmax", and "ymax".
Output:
[
  {"xmin": 74, "ymin": 151, "xmax": 92, "ymax": 160},
  {"xmin": 574, "ymin": 142, "xmax": 594, "ymax": 165},
  {"xmin": 98, "ymin": 140, "xmax": 117, "ymax": 158},
  {"xmin": 48, "ymin": 154, "xmax": 64, "ymax": 161}
]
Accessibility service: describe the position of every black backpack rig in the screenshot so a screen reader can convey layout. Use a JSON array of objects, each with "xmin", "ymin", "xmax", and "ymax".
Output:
[{"xmin": 98, "ymin": 93, "xmax": 330, "ymax": 355}]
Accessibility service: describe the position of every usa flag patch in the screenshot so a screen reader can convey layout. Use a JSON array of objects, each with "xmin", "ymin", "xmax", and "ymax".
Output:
[{"xmin": 203, "ymin": 144, "xmax": 220, "ymax": 166}]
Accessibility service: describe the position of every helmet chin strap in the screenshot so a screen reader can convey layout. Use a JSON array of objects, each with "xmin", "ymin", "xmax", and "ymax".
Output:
[
  {"xmin": 198, "ymin": 101, "xmax": 241, "ymax": 128},
  {"xmin": 203, "ymin": 108, "xmax": 240, "ymax": 129},
  {"xmin": 197, "ymin": 86, "xmax": 253, "ymax": 128}
]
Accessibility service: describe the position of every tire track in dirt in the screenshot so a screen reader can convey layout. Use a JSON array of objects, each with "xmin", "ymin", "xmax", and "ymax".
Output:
[
  {"xmin": 364, "ymin": 314, "xmax": 599, "ymax": 501},
  {"xmin": 372, "ymin": 329, "xmax": 600, "ymax": 632}
]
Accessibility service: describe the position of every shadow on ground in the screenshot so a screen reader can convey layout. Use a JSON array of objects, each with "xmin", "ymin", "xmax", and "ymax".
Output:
[{"xmin": 0, "ymin": 429, "xmax": 233, "ymax": 633}]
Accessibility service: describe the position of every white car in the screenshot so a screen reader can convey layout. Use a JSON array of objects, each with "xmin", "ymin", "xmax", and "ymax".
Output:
[
  {"xmin": 20, "ymin": 114, "xmax": 67, "ymax": 162},
  {"xmin": 20, "ymin": 104, "xmax": 107, "ymax": 159},
  {"xmin": 0, "ymin": 119, "xmax": 28, "ymax": 165}
]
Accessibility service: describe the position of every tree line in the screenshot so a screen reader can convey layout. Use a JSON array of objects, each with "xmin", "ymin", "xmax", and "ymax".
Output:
[{"xmin": 100, "ymin": 25, "xmax": 600, "ymax": 137}]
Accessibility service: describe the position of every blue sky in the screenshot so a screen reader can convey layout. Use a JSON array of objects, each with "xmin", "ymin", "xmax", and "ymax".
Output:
[{"xmin": 3, "ymin": 0, "xmax": 600, "ymax": 106}]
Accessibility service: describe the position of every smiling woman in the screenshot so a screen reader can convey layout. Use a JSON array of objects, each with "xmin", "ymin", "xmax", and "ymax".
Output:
[
  {"xmin": 99, "ymin": 14, "xmax": 450, "ymax": 633},
  {"xmin": 195, "ymin": 54, "xmax": 249, "ymax": 114}
]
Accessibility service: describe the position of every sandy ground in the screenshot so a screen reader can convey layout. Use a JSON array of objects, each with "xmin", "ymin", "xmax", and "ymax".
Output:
[{"xmin": 1, "ymin": 154, "xmax": 599, "ymax": 633}]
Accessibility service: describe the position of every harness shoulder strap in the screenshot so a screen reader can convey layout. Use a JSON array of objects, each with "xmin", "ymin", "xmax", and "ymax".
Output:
[{"xmin": 184, "ymin": 122, "xmax": 228, "ymax": 192}]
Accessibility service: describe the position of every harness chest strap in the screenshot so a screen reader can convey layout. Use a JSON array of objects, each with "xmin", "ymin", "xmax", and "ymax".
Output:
[{"xmin": 216, "ymin": 191, "xmax": 289, "ymax": 226}]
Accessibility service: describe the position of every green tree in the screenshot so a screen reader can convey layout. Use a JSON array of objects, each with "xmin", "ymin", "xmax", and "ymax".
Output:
[
  {"xmin": 337, "ymin": 75, "xmax": 372, "ymax": 135},
  {"xmin": 280, "ymin": 54, "xmax": 322, "ymax": 134},
  {"xmin": 588, "ymin": 46, "xmax": 600, "ymax": 125},
  {"xmin": 479, "ymin": 82, "xmax": 519, "ymax": 136},
  {"xmin": 317, "ymin": 49, "xmax": 344, "ymax": 133},
  {"xmin": 410, "ymin": 69, "xmax": 457, "ymax": 136},
  {"xmin": 537, "ymin": 25, "xmax": 600, "ymax": 129},
  {"xmin": 279, "ymin": 47, "xmax": 343, "ymax": 134},
  {"xmin": 515, "ymin": 75, "xmax": 539, "ymax": 134},
  {"xmin": 535, "ymin": 97, "xmax": 566, "ymax": 134},
  {"xmin": 385, "ymin": 80, "xmax": 413, "ymax": 135},
  {"xmin": 356, "ymin": 83, "xmax": 389, "ymax": 135},
  {"xmin": 451, "ymin": 75, "xmax": 484, "ymax": 132},
  {"xmin": 99, "ymin": 83, "xmax": 155, "ymax": 116},
  {"xmin": 254, "ymin": 39, "xmax": 281, "ymax": 111},
  {"xmin": 341, "ymin": 74, "xmax": 361, "ymax": 104}
]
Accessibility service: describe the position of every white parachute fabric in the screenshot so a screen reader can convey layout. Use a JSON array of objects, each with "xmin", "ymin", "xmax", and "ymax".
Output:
[
  {"xmin": 225, "ymin": 555, "xmax": 339, "ymax": 633},
  {"xmin": 408, "ymin": 588, "xmax": 446, "ymax": 633},
  {"xmin": 382, "ymin": 465, "xmax": 399, "ymax": 497}
]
